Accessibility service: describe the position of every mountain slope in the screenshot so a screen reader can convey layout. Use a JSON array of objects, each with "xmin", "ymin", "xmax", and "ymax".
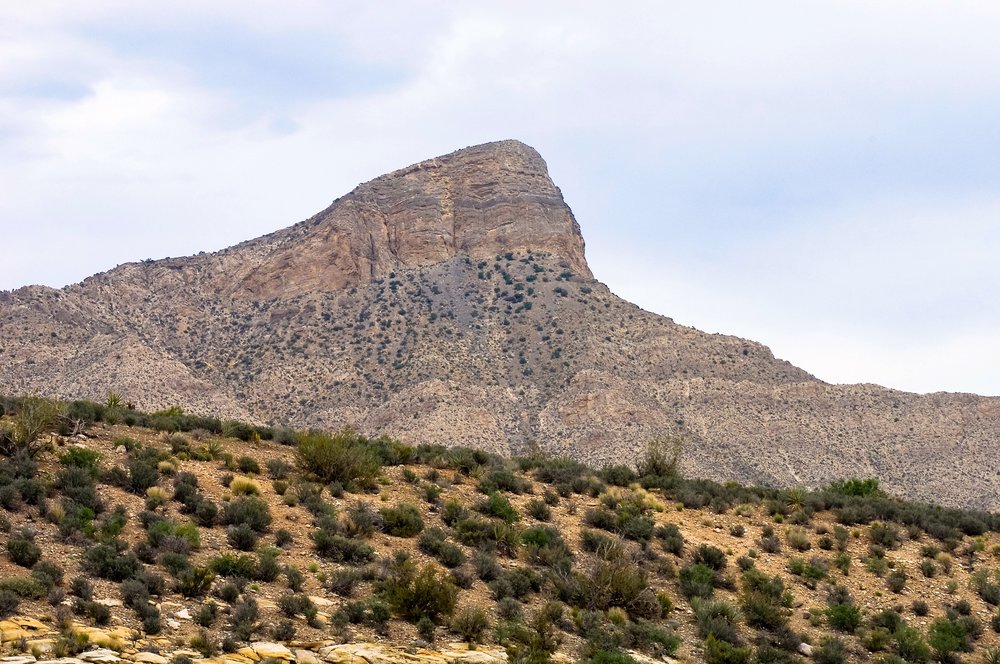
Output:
[{"xmin": 1, "ymin": 140, "xmax": 998, "ymax": 508}]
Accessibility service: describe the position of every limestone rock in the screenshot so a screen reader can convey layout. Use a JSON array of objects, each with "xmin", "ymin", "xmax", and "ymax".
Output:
[
  {"xmin": 249, "ymin": 644, "xmax": 293, "ymax": 661},
  {"xmin": 131, "ymin": 654, "xmax": 168, "ymax": 664},
  {"xmin": 78, "ymin": 650, "xmax": 121, "ymax": 663}
]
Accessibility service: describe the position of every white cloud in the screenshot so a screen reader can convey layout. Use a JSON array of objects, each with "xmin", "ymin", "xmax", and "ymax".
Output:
[{"xmin": 1, "ymin": 1, "xmax": 998, "ymax": 394}]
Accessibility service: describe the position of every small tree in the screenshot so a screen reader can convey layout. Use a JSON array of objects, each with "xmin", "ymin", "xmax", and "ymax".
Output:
[{"xmin": 1, "ymin": 396, "xmax": 64, "ymax": 456}]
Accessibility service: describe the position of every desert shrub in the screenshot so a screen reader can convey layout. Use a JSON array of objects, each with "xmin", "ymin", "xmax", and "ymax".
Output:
[
  {"xmin": 220, "ymin": 496, "xmax": 271, "ymax": 533},
  {"xmin": 702, "ymin": 633, "xmax": 751, "ymax": 664},
  {"xmin": 927, "ymin": 617, "xmax": 968, "ymax": 660},
  {"xmin": 296, "ymin": 428, "xmax": 381, "ymax": 486},
  {"xmin": 826, "ymin": 603, "xmax": 862, "ymax": 633},
  {"xmin": 0, "ymin": 576, "xmax": 45, "ymax": 599},
  {"xmin": 329, "ymin": 568, "xmax": 365, "ymax": 596},
  {"xmin": 556, "ymin": 557, "xmax": 651, "ymax": 617},
  {"xmin": 195, "ymin": 603, "xmax": 218, "ymax": 628},
  {"xmin": 886, "ymin": 569, "xmax": 907, "ymax": 593},
  {"xmin": 740, "ymin": 569, "xmax": 789, "ymax": 630},
  {"xmin": 491, "ymin": 567, "xmax": 542, "ymax": 601},
  {"xmin": 655, "ymin": 523, "xmax": 685, "ymax": 555},
  {"xmin": 275, "ymin": 528, "xmax": 293, "ymax": 547},
  {"xmin": 0, "ymin": 396, "xmax": 62, "ymax": 455},
  {"xmin": 70, "ymin": 576, "xmax": 94, "ymax": 599},
  {"xmin": 419, "ymin": 528, "xmax": 466, "ymax": 568},
  {"xmin": 176, "ymin": 566, "xmax": 215, "ymax": 598},
  {"xmin": 680, "ymin": 563, "xmax": 717, "ymax": 599},
  {"xmin": 378, "ymin": 556, "xmax": 458, "ymax": 624},
  {"xmin": 311, "ymin": 529, "xmax": 375, "ymax": 563},
  {"xmin": 478, "ymin": 468, "xmax": 531, "ymax": 495},
  {"xmin": 59, "ymin": 447, "xmax": 102, "ymax": 473},
  {"xmin": 235, "ymin": 456, "xmax": 260, "ymax": 474},
  {"xmin": 125, "ymin": 447, "xmax": 163, "ymax": 494},
  {"xmin": 527, "ymin": 498, "xmax": 552, "ymax": 521},
  {"xmin": 229, "ymin": 596, "xmax": 259, "ymax": 641},
  {"xmin": 786, "ymin": 527, "xmax": 811, "ymax": 552},
  {"xmin": 869, "ymin": 522, "xmax": 900, "ymax": 549},
  {"xmin": 694, "ymin": 598, "xmax": 742, "ymax": 644},
  {"xmin": 441, "ymin": 499, "xmax": 469, "ymax": 526},
  {"xmin": 0, "ymin": 589, "xmax": 19, "ymax": 617},
  {"xmin": 813, "ymin": 636, "xmax": 847, "ymax": 664},
  {"xmin": 379, "ymin": 503, "xmax": 425, "ymax": 537},
  {"xmin": 32, "ymin": 559, "xmax": 65, "ymax": 589},
  {"xmin": 451, "ymin": 605, "xmax": 490, "ymax": 644},
  {"xmin": 473, "ymin": 551, "xmax": 502, "ymax": 581},
  {"xmin": 452, "ymin": 516, "xmax": 520, "ymax": 555},
  {"xmin": 600, "ymin": 465, "xmax": 638, "ymax": 487},
  {"xmin": 478, "ymin": 491, "xmax": 520, "ymax": 523},
  {"xmin": 278, "ymin": 593, "xmax": 319, "ymax": 625},
  {"xmin": 85, "ymin": 542, "xmax": 139, "ymax": 581},
  {"xmin": 522, "ymin": 525, "xmax": 573, "ymax": 570},
  {"xmin": 227, "ymin": 524, "xmax": 259, "ymax": 551},
  {"xmin": 210, "ymin": 553, "xmax": 257, "ymax": 579},
  {"xmin": 694, "ymin": 544, "xmax": 728, "ymax": 571},
  {"xmin": 7, "ymin": 529, "xmax": 41, "ymax": 568},
  {"xmin": 344, "ymin": 501, "xmax": 382, "ymax": 537}
]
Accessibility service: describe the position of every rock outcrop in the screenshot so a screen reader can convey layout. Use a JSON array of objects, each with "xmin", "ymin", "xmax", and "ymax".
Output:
[{"xmin": 2, "ymin": 140, "xmax": 999, "ymax": 508}]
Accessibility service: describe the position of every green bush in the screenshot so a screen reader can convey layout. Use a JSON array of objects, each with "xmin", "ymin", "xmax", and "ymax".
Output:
[
  {"xmin": 0, "ymin": 576, "xmax": 46, "ymax": 599},
  {"xmin": 927, "ymin": 617, "xmax": 968, "ymax": 659},
  {"xmin": 220, "ymin": 496, "xmax": 272, "ymax": 533},
  {"xmin": 176, "ymin": 566, "xmax": 215, "ymax": 598},
  {"xmin": 380, "ymin": 503, "xmax": 424, "ymax": 537},
  {"xmin": 826, "ymin": 603, "xmax": 862, "ymax": 633},
  {"xmin": 813, "ymin": 636, "xmax": 848, "ymax": 664},
  {"xmin": 694, "ymin": 598, "xmax": 742, "ymax": 645},
  {"xmin": 84, "ymin": 542, "xmax": 140, "ymax": 581},
  {"xmin": 478, "ymin": 492, "xmax": 520, "ymax": 523},
  {"xmin": 419, "ymin": 528, "xmax": 466, "ymax": 568},
  {"xmin": 296, "ymin": 428, "xmax": 381, "ymax": 486},
  {"xmin": 311, "ymin": 529, "xmax": 375, "ymax": 563},
  {"xmin": 227, "ymin": 524, "xmax": 259, "ymax": 551},
  {"xmin": 7, "ymin": 529, "xmax": 41, "ymax": 568},
  {"xmin": 679, "ymin": 563, "xmax": 717, "ymax": 599},
  {"xmin": 739, "ymin": 569, "xmax": 788, "ymax": 630},
  {"xmin": 451, "ymin": 605, "xmax": 490, "ymax": 644},
  {"xmin": 32, "ymin": 559, "xmax": 64, "ymax": 589},
  {"xmin": 0, "ymin": 589, "xmax": 19, "ymax": 617},
  {"xmin": 0, "ymin": 396, "xmax": 63, "ymax": 455},
  {"xmin": 60, "ymin": 447, "xmax": 102, "ymax": 473},
  {"xmin": 526, "ymin": 498, "xmax": 552, "ymax": 521},
  {"xmin": 894, "ymin": 625, "xmax": 931, "ymax": 663},
  {"xmin": 379, "ymin": 556, "xmax": 458, "ymax": 624},
  {"xmin": 703, "ymin": 633, "xmax": 751, "ymax": 664},
  {"xmin": 210, "ymin": 553, "xmax": 257, "ymax": 579},
  {"xmin": 236, "ymin": 456, "xmax": 260, "ymax": 474}
]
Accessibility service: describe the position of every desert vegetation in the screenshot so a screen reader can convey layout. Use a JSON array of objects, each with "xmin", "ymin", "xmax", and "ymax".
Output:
[{"xmin": 1, "ymin": 395, "xmax": 1000, "ymax": 663}]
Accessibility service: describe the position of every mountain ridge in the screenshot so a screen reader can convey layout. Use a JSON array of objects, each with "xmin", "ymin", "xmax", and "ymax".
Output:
[{"xmin": 2, "ymin": 140, "xmax": 998, "ymax": 509}]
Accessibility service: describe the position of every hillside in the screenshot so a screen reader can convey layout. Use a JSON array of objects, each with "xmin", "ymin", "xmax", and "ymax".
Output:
[
  {"xmin": 1, "ymin": 140, "xmax": 998, "ymax": 508},
  {"xmin": 0, "ymin": 405, "xmax": 999, "ymax": 664}
]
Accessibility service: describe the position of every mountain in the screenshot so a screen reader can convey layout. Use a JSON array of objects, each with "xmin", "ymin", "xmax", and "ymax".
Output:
[{"xmin": 1, "ymin": 140, "xmax": 998, "ymax": 509}]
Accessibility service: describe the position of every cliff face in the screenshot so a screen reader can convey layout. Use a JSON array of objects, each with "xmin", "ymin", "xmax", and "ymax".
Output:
[
  {"xmin": 228, "ymin": 140, "xmax": 591, "ymax": 299},
  {"xmin": 2, "ymin": 140, "xmax": 998, "ymax": 509}
]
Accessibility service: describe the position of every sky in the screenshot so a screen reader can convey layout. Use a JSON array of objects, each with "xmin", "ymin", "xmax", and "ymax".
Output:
[{"xmin": 2, "ymin": 1, "xmax": 998, "ymax": 396}]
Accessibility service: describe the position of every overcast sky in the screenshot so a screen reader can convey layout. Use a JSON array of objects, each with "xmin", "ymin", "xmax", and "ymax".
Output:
[{"xmin": 2, "ymin": 1, "xmax": 998, "ymax": 396}]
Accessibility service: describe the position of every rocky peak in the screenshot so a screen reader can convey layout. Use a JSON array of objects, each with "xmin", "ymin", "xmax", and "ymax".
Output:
[{"xmin": 230, "ymin": 140, "xmax": 592, "ymax": 299}]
